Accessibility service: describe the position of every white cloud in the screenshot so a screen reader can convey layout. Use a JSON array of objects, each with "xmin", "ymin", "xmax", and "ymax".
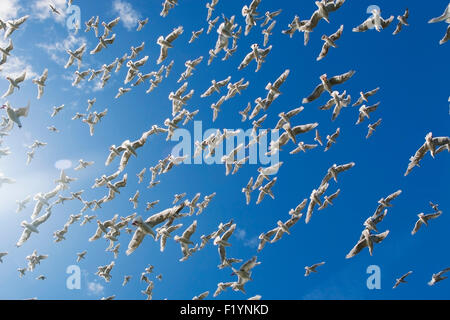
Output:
[
  {"xmin": 87, "ymin": 281, "xmax": 104, "ymax": 295},
  {"xmin": 234, "ymin": 228, "xmax": 258, "ymax": 248},
  {"xmin": 0, "ymin": 169, "xmax": 56, "ymax": 214},
  {"xmin": 0, "ymin": 56, "xmax": 38, "ymax": 79},
  {"xmin": 32, "ymin": 0, "xmax": 67, "ymax": 24},
  {"xmin": 112, "ymin": 0, "xmax": 140, "ymax": 30},
  {"xmin": 244, "ymin": 237, "xmax": 258, "ymax": 248},
  {"xmin": 54, "ymin": 159, "xmax": 72, "ymax": 170},
  {"xmin": 92, "ymin": 81, "xmax": 104, "ymax": 92},
  {"xmin": 235, "ymin": 228, "xmax": 247, "ymax": 240},
  {"xmin": 0, "ymin": 0, "xmax": 22, "ymax": 20}
]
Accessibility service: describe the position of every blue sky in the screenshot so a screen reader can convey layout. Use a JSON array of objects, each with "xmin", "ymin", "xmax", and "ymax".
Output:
[{"xmin": 0, "ymin": 0, "xmax": 449, "ymax": 300}]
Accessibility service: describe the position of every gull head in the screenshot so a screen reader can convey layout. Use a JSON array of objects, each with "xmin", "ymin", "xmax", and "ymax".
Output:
[
  {"xmin": 241, "ymin": 5, "xmax": 249, "ymax": 17},
  {"xmin": 131, "ymin": 216, "xmax": 143, "ymax": 227},
  {"xmin": 371, "ymin": 8, "xmax": 380, "ymax": 16},
  {"xmin": 163, "ymin": 118, "xmax": 171, "ymax": 127}
]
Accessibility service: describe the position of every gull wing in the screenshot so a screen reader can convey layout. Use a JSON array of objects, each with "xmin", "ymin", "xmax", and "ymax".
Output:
[
  {"xmin": 201, "ymin": 85, "xmax": 216, "ymax": 97},
  {"xmin": 114, "ymin": 173, "xmax": 128, "ymax": 188},
  {"xmin": 311, "ymin": 261, "xmax": 326, "ymax": 269},
  {"xmin": 174, "ymin": 82, "xmax": 188, "ymax": 96},
  {"xmin": 16, "ymin": 229, "xmax": 32, "ymax": 247},
  {"xmin": 64, "ymin": 54, "xmax": 77, "ymax": 70},
  {"xmin": 381, "ymin": 16, "xmax": 394, "ymax": 29},
  {"xmin": 329, "ymin": 70, "xmax": 356, "ymax": 86},
  {"xmin": 118, "ymin": 152, "xmax": 132, "ymax": 172},
  {"xmin": 423, "ymin": 211, "xmax": 442, "ymax": 221},
  {"xmin": 240, "ymin": 256, "xmax": 258, "ymax": 273},
  {"xmin": 385, "ymin": 189, "xmax": 402, "ymax": 202},
  {"xmin": 126, "ymin": 228, "xmax": 146, "ymax": 255},
  {"xmin": 328, "ymin": 189, "xmax": 341, "ymax": 201},
  {"xmin": 266, "ymin": 20, "xmax": 277, "ymax": 33},
  {"xmin": 330, "ymin": 24, "xmax": 344, "ymax": 41},
  {"xmin": 429, "ymin": 4, "xmax": 450, "ymax": 23},
  {"xmin": 166, "ymin": 26, "xmax": 184, "ymax": 43},
  {"xmin": 398, "ymin": 271, "xmax": 413, "ymax": 282},
  {"xmin": 291, "ymin": 122, "xmax": 319, "ymax": 135},
  {"xmin": 271, "ymin": 69, "xmax": 290, "ymax": 89},
  {"xmin": 226, "ymin": 143, "xmax": 244, "ymax": 161},
  {"xmin": 432, "ymin": 136, "xmax": 450, "ymax": 147},
  {"xmin": 352, "ymin": 17, "xmax": 372, "ymax": 32},
  {"xmin": 436, "ymin": 267, "xmax": 450, "ymax": 277},
  {"xmin": 14, "ymin": 102, "xmax": 30, "ymax": 118},
  {"xmin": 336, "ymin": 162, "xmax": 356, "ymax": 173},
  {"xmin": 31, "ymin": 211, "xmax": 52, "ymax": 227},
  {"xmin": 182, "ymin": 220, "xmax": 197, "ymax": 240},
  {"xmin": 238, "ymin": 51, "xmax": 255, "ymax": 70},
  {"xmin": 104, "ymin": 34, "xmax": 116, "ymax": 45},
  {"xmin": 285, "ymin": 214, "xmax": 302, "ymax": 228},
  {"xmin": 365, "ymin": 102, "xmax": 380, "ymax": 114},
  {"xmin": 37, "ymin": 84, "xmax": 45, "ymax": 99},
  {"xmin": 10, "ymin": 15, "xmax": 29, "ymax": 27},
  {"xmin": 90, "ymin": 41, "xmax": 104, "ymax": 54},
  {"xmin": 371, "ymin": 230, "xmax": 390, "ymax": 244},
  {"xmin": 74, "ymin": 43, "xmax": 87, "ymax": 56},
  {"xmin": 306, "ymin": 11, "xmax": 322, "ymax": 31},
  {"xmin": 3, "ymin": 39, "xmax": 13, "ymax": 53},
  {"xmin": 345, "ymin": 238, "xmax": 368, "ymax": 258},
  {"xmin": 134, "ymin": 55, "xmax": 149, "ymax": 68},
  {"xmin": 248, "ymin": 0, "xmax": 262, "ymax": 12},
  {"xmin": 106, "ymin": 17, "xmax": 120, "ymax": 28},
  {"xmin": 317, "ymin": 43, "xmax": 330, "ymax": 61},
  {"xmin": 216, "ymin": 76, "xmax": 232, "ymax": 87},
  {"xmin": 221, "ymin": 224, "xmax": 236, "ymax": 242},
  {"xmin": 302, "ymin": 82, "xmax": 325, "ymax": 104}
]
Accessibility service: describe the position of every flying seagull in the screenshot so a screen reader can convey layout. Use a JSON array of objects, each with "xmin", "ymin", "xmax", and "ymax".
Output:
[
  {"xmin": 428, "ymin": 267, "xmax": 450, "ymax": 286},
  {"xmin": 411, "ymin": 211, "xmax": 442, "ymax": 235},
  {"xmin": 1, "ymin": 101, "xmax": 30, "ymax": 129},
  {"xmin": 393, "ymin": 271, "xmax": 413, "ymax": 289},
  {"xmin": 303, "ymin": 70, "xmax": 355, "ymax": 104},
  {"xmin": 156, "ymin": 26, "xmax": 184, "ymax": 64},
  {"xmin": 2, "ymin": 71, "xmax": 26, "ymax": 98},
  {"xmin": 305, "ymin": 261, "xmax": 325, "ymax": 276},
  {"xmin": 393, "ymin": 8, "xmax": 410, "ymax": 35}
]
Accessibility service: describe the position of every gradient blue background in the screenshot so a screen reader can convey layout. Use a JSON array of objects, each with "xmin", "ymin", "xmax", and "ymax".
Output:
[{"xmin": 0, "ymin": 0, "xmax": 448, "ymax": 300}]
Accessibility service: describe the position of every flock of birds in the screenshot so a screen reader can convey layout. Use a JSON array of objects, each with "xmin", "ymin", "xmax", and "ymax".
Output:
[{"xmin": 0, "ymin": 0, "xmax": 449, "ymax": 300}]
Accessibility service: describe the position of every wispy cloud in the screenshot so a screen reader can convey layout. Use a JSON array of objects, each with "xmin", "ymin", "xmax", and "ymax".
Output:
[
  {"xmin": 0, "ymin": 0, "xmax": 22, "ymax": 20},
  {"xmin": 0, "ymin": 169, "xmax": 57, "ymax": 215},
  {"xmin": 235, "ymin": 228, "xmax": 247, "ymax": 240},
  {"xmin": 92, "ymin": 80, "xmax": 104, "ymax": 92},
  {"xmin": 0, "ymin": 55, "xmax": 38, "ymax": 79},
  {"xmin": 234, "ymin": 228, "xmax": 258, "ymax": 248},
  {"xmin": 87, "ymin": 281, "xmax": 104, "ymax": 296},
  {"xmin": 112, "ymin": 0, "xmax": 140, "ymax": 31}
]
